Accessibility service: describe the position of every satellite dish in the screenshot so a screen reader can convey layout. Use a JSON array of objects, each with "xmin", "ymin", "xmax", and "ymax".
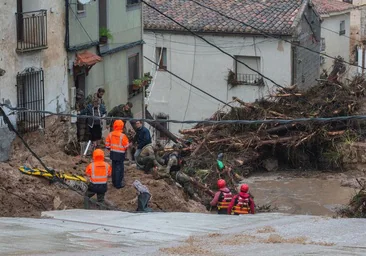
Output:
[{"xmin": 78, "ymin": 0, "xmax": 91, "ymax": 4}]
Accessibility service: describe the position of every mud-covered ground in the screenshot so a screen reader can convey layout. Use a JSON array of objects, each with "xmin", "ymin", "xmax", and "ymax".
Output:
[
  {"xmin": 0, "ymin": 116, "xmax": 206, "ymax": 217},
  {"xmin": 0, "ymin": 116, "xmax": 363, "ymax": 217}
]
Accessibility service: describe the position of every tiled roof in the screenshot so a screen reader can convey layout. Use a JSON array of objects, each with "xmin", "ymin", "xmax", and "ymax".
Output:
[
  {"xmin": 74, "ymin": 51, "xmax": 102, "ymax": 67},
  {"xmin": 144, "ymin": 0, "xmax": 307, "ymax": 35},
  {"xmin": 312, "ymin": 0, "xmax": 354, "ymax": 16}
]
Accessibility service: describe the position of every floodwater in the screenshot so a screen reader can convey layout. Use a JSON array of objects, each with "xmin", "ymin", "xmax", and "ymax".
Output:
[{"xmin": 245, "ymin": 175, "xmax": 357, "ymax": 216}]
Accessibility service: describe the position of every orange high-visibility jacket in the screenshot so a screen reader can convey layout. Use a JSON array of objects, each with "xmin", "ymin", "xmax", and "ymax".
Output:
[
  {"xmin": 85, "ymin": 149, "xmax": 112, "ymax": 184},
  {"xmin": 105, "ymin": 120, "xmax": 129, "ymax": 153}
]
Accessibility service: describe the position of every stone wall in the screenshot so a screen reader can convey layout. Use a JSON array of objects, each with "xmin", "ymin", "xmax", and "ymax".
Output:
[{"xmin": 340, "ymin": 142, "xmax": 366, "ymax": 171}]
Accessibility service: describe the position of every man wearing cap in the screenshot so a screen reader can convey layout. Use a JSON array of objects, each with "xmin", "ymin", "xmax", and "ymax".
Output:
[{"xmin": 107, "ymin": 102, "xmax": 134, "ymax": 128}]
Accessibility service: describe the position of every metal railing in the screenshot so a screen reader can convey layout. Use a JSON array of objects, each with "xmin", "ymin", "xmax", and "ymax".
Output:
[
  {"xmin": 16, "ymin": 10, "xmax": 47, "ymax": 52},
  {"xmin": 236, "ymin": 73, "xmax": 264, "ymax": 85},
  {"xmin": 16, "ymin": 68, "xmax": 45, "ymax": 133}
]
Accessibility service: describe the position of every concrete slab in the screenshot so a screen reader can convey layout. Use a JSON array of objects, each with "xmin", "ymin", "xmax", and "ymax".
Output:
[{"xmin": 0, "ymin": 210, "xmax": 365, "ymax": 255}]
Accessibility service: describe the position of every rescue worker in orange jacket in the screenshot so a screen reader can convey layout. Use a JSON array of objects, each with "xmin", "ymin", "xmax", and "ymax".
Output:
[
  {"xmin": 210, "ymin": 179, "xmax": 233, "ymax": 214},
  {"xmin": 105, "ymin": 120, "xmax": 130, "ymax": 189},
  {"xmin": 227, "ymin": 184, "xmax": 255, "ymax": 215},
  {"xmin": 84, "ymin": 149, "xmax": 112, "ymax": 209}
]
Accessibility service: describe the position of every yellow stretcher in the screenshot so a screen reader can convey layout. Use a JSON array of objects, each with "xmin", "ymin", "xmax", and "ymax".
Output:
[{"xmin": 19, "ymin": 166, "xmax": 87, "ymax": 183}]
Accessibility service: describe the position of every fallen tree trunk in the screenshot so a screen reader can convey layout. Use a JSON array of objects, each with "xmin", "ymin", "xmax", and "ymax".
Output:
[
  {"xmin": 265, "ymin": 123, "xmax": 298, "ymax": 134},
  {"xmin": 179, "ymin": 126, "xmax": 216, "ymax": 135},
  {"xmin": 189, "ymin": 177, "xmax": 215, "ymax": 197}
]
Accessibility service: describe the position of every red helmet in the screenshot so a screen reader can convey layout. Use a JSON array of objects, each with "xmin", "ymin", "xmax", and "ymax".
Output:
[
  {"xmin": 240, "ymin": 184, "xmax": 249, "ymax": 193},
  {"xmin": 217, "ymin": 179, "xmax": 226, "ymax": 189}
]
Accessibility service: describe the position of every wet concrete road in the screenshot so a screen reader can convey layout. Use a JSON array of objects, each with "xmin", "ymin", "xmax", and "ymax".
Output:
[{"xmin": 0, "ymin": 210, "xmax": 365, "ymax": 255}]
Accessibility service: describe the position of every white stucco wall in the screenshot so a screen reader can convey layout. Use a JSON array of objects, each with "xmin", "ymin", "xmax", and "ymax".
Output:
[
  {"xmin": 320, "ymin": 13, "xmax": 351, "ymax": 72},
  {"xmin": 0, "ymin": 0, "xmax": 68, "ymax": 122},
  {"xmin": 143, "ymin": 32, "xmax": 292, "ymax": 136}
]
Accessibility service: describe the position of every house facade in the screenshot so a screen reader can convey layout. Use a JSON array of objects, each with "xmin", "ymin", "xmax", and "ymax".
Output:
[
  {"xmin": 0, "ymin": 0, "xmax": 69, "ymax": 161},
  {"xmin": 340, "ymin": 0, "xmax": 366, "ymax": 73},
  {"xmin": 143, "ymin": 0, "xmax": 321, "ymax": 138},
  {"xmin": 66, "ymin": 0, "xmax": 144, "ymax": 116},
  {"xmin": 313, "ymin": 0, "xmax": 354, "ymax": 74}
]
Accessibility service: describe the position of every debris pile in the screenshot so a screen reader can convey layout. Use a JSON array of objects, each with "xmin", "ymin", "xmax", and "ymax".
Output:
[
  {"xmin": 181, "ymin": 77, "xmax": 366, "ymax": 180},
  {"xmin": 338, "ymin": 179, "xmax": 366, "ymax": 218},
  {"xmin": 0, "ymin": 116, "xmax": 206, "ymax": 217}
]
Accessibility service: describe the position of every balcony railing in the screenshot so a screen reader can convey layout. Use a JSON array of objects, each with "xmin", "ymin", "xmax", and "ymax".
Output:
[
  {"xmin": 16, "ymin": 10, "xmax": 47, "ymax": 52},
  {"xmin": 236, "ymin": 73, "xmax": 264, "ymax": 85}
]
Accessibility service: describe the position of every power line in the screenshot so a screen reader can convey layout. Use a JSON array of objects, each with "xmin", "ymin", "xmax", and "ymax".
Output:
[
  {"xmin": 144, "ymin": 56, "xmax": 233, "ymax": 108},
  {"xmin": 68, "ymin": 4, "xmax": 94, "ymax": 43},
  {"xmin": 3, "ymin": 104, "xmax": 366, "ymax": 125},
  {"xmin": 245, "ymin": 0, "xmax": 362, "ymax": 44},
  {"xmin": 186, "ymin": 0, "xmax": 364, "ymax": 70},
  {"xmin": 142, "ymin": 0, "xmax": 287, "ymax": 90},
  {"xmin": 0, "ymin": 106, "xmax": 121, "ymax": 212}
]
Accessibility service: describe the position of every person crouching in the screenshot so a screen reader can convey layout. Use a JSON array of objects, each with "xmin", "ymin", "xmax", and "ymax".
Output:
[
  {"xmin": 132, "ymin": 180, "xmax": 152, "ymax": 212},
  {"xmin": 210, "ymin": 179, "xmax": 233, "ymax": 214},
  {"xmin": 227, "ymin": 184, "xmax": 255, "ymax": 215},
  {"xmin": 84, "ymin": 149, "xmax": 112, "ymax": 209}
]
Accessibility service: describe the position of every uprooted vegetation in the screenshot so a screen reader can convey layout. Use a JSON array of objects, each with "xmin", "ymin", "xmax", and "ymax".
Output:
[
  {"xmin": 337, "ymin": 179, "xmax": 366, "ymax": 218},
  {"xmin": 181, "ymin": 76, "xmax": 366, "ymax": 180}
]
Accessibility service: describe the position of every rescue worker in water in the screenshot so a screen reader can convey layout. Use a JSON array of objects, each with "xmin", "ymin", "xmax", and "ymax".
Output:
[
  {"xmin": 84, "ymin": 149, "xmax": 112, "ymax": 209},
  {"xmin": 210, "ymin": 179, "xmax": 233, "ymax": 214},
  {"xmin": 227, "ymin": 184, "xmax": 255, "ymax": 215}
]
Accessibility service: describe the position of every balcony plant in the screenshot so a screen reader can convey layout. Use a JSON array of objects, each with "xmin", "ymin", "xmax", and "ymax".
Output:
[
  {"xmin": 132, "ymin": 72, "xmax": 153, "ymax": 90},
  {"xmin": 99, "ymin": 27, "xmax": 113, "ymax": 44}
]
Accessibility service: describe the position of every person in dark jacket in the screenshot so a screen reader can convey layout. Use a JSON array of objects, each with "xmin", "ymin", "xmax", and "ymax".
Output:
[
  {"xmin": 80, "ymin": 98, "xmax": 107, "ymax": 148},
  {"xmin": 210, "ymin": 179, "xmax": 233, "ymax": 214},
  {"xmin": 133, "ymin": 121, "xmax": 152, "ymax": 164},
  {"xmin": 228, "ymin": 184, "xmax": 255, "ymax": 215}
]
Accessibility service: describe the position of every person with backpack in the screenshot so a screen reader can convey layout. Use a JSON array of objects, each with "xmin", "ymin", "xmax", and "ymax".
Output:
[
  {"xmin": 228, "ymin": 184, "xmax": 255, "ymax": 215},
  {"xmin": 154, "ymin": 144, "xmax": 195, "ymax": 198},
  {"xmin": 210, "ymin": 179, "xmax": 233, "ymax": 214}
]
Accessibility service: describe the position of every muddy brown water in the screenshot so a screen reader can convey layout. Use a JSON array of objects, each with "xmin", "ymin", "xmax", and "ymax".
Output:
[{"xmin": 244, "ymin": 175, "xmax": 357, "ymax": 216}]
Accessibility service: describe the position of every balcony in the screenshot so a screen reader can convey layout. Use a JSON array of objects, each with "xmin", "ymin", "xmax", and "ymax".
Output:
[
  {"xmin": 16, "ymin": 10, "xmax": 47, "ymax": 52},
  {"xmin": 236, "ymin": 73, "xmax": 264, "ymax": 86}
]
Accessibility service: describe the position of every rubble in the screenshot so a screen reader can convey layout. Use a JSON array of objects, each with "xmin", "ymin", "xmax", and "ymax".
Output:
[
  {"xmin": 337, "ymin": 179, "xmax": 366, "ymax": 218},
  {"xmin": 181, "ymin": 76, "xmax": 366, "ymax": 191},
  {"xmin": 0, "ymin": 116, "xmax": 206, "ymax": 217}
]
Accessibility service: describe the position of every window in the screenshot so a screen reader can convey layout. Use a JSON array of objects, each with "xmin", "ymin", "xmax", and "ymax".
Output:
[
  {"xmin": 77, "ymin": 3, "xmax": 86, "ymax": 13},
  {"xmin": 127, "ymin": 0, "xmax": 140, "ymax": 5},
  {"xmin": 15, "ymin": 9, "xmax": 47, "ymax": 52},
  {"xmin": 156, "ymin": 47, "xmax": 167, "ymax": 70},
  {"xmin": 343, "ymin": 0, "xmax": 353, "ymax": 3},
  {"xmin": 16, "ymin": 68, "xmax": 45, "ymax": 133},
  {"xmin": 155, "ymin": 114, "xmax": 169, "ymax": 140},
  {"xmin": 128, "ymin": 54, "xmax": 140, "ymax": 94},
  {"xmin": 234, "ymin": 56, "xmax": 263, "ymax": 85},
  {"xmin": 99, "ymin": 0, "xmax": 107, "ymax": 30},
  {"xmin": 320, "ymin": 38, "xmax": 326, "ymax": 52},
  {"xmin": 340, "ymin": 20, "xmax": 346, "ymax": 35}
]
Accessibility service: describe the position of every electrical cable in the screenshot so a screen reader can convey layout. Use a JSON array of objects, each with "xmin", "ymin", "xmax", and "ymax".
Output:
[
  {"xmin": 185, "ymin": 0, "xmax": 365, "ymax": 70},
  {"xmin": 3, "ymin": 104, "xmax": 366, "ymax": 125},
  {"xmin": 0, "ymin": 186, "xmax": 47, "ymax": 211},
  {"xmin": 144, "ymin": 56, "xmax": 233, "ymax": 108},
  {"xmin": 182, "ymin": 37, "xmax": 197, "ymax": 128},
  {"xmin": 68, "ymin": 5, "xmax": 94, "ymax": 43},
  {"xmin": 0, "ymin": 106, "xmax": 122, "ymax": 212},
  {"xmin": 142, "ymin": 0, "xmax": 287, "ymax": 89}
]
